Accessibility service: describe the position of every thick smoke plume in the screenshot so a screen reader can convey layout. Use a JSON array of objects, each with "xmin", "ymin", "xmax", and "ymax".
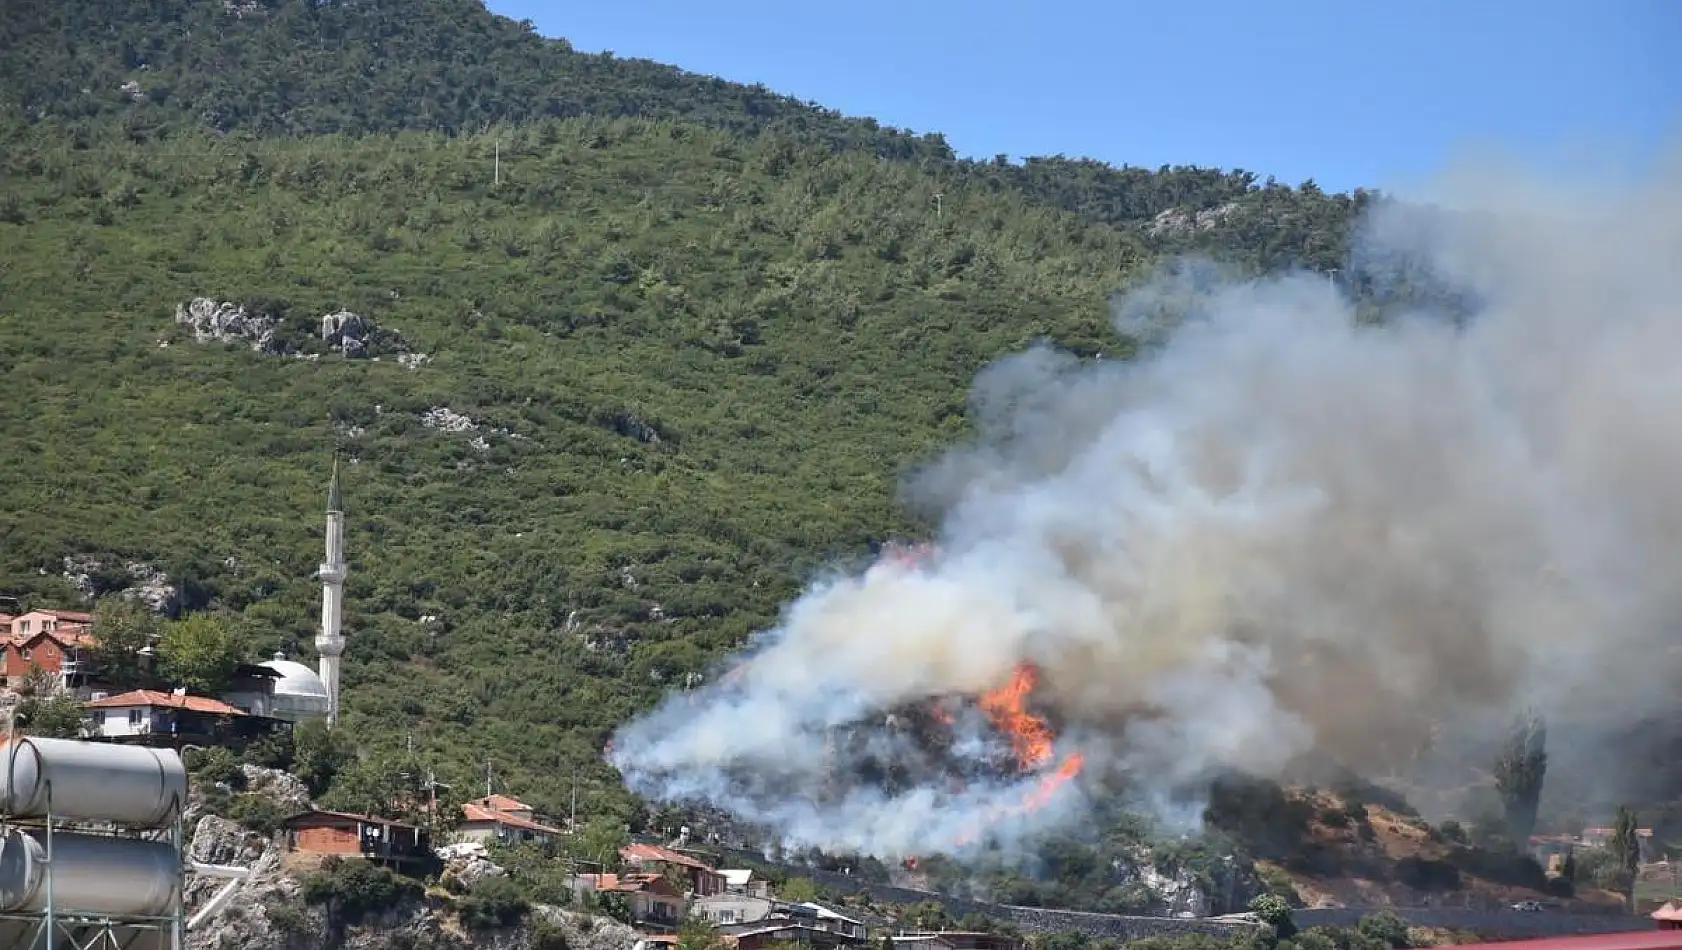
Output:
[{"xmin": 608, "ymin": 154, "xmax": 1682, "ymax": 860}]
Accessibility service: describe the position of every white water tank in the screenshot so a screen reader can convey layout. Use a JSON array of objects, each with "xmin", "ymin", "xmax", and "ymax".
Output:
[
  {"xmin": 0, "ymin": 737, "xmax": 187, "ymax": 827},
  {"xmin": 0, "ymin": 829, "xmax": 181, "ymax": 916}
]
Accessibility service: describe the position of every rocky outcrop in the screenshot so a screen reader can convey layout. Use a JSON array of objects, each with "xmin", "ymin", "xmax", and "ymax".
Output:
[
  {"xmin": 61, "ymin": 554, "xmax": 178, "ymax": 613},
  {"xmin": 1147, "ymin": 202, "xmax": 1240, "ymax": 239},
  {"xmin": 175, "ymin": 298, "xmax": 416, "ymax": 360},
  {"xmin": 240, "ymin": 764, "xmax": 313, "ymax": 812},
  {"xmin": 175, "ymin": 298, "xmax": 283, "ymax": 353},
  {"xmin": 422, "ymin": 407, "xmax": 479, "ymax": 433}
]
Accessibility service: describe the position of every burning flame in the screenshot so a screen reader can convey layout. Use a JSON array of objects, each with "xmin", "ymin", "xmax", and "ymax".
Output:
[
  {"xmin": 941, "ymin": 661, "xmax": 1086, "ymax": 851},
  {"xmin": 978, "ymin": 662, "xmax": 1056, "ymax": 770}
]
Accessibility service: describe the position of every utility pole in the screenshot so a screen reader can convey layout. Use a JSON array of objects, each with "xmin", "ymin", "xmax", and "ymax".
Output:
[
  {"xmin": 484, "ymin": 760, "xmax": 493, "ymax": 799},
  {"xmin": 494, "ymin": 139, "xmax": 501, "ymax": 186},
  {"xmin": 571, "ymin": 766, "xmax": 579, "ymax": 830},
  {"xmin": 933, "ymin": 193, "xmax": 943, "ymax": 218}
]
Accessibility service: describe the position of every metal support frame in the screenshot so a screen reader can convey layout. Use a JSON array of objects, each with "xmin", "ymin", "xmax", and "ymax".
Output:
[{"xmin": 0, "ymin": 767, "xmax": 187, "ymax": 950}]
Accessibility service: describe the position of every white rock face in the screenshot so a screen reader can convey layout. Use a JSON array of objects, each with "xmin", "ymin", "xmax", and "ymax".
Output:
[
  {"xmin": 422, "ymin": 407, "xmax": 478, "ymax": 432},
  {"xmin": 61, "ymin": 554, "xmax": 178, "ymax": 613},
  {"xmin": 175, "ymin": 297, "xmax": 280, "ymax": 352}
]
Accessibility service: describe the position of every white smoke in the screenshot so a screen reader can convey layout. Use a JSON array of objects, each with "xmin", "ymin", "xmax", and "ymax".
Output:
[{"xmin": 608, "ymin": 152, "xmax": 1682, "ymax": 860}]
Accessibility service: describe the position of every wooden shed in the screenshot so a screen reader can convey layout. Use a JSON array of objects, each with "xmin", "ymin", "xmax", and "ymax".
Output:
[{"xmin": 283, "ymin": 809, "xmax": 432, "ymax": 871}]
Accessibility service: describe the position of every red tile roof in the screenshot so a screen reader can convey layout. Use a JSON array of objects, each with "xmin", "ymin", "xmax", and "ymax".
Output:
[
  {"xmin": 85, "ymin": 689, "xmax": 246, "ymax": 716},
  {"xmin": 460, "ymin": 802, "xmax": 564, "ymax": 835},
  {"xmin": 37, "ymin": 609, "xmax": 94, "ymax": 623},
  {"xmin": 471, "ymin": 793, "xmax": 531, "ymax": 814},
  {"xmin": 8, "ymin": 624, "xmax": 96, "ymax": 650},
  {"xmin": 622, "ymin": 842, "xmax": 716, "ymax": 872},
  {"xmin": 583, "ymin": 872, "xmax": 669, "ymax": 894}
]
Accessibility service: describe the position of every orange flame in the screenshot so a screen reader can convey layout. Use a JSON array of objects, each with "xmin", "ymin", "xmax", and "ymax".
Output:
[
  {"xmin": 978, "ymin": 662, "xmax": 1056, "ymax": 770},
  {"xmin": 942, "ymin": 663, "xmax": 1087, "ymax": 851}
]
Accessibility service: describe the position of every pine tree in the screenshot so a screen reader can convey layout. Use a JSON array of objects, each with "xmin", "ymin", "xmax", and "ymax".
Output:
[{"xmin": 1493, "ymin": 709, "xmax": 1548, "ymax": 847}]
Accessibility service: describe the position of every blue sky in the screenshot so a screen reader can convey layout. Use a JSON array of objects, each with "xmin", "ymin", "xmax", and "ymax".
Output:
[{"xmin": 489, "ymin": 0, "xmax": 1679, "ymax": 195}]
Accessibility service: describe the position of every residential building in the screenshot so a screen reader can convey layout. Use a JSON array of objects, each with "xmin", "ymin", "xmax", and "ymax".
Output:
[
  {"xmin": 574, "ymin": 873, "xmax": 686, "ymax": 929},
  {"xmin": 458, "ymin": 793, "xmax": 565, "ymax": 846},
  {"xmin": 85, "ymin": 688, "xmax": 289, "ymax": 749},
  {"xmin": 720, "ymin": 869, "xmax": 773, "ymax": 899},
  {"xmin": 5, "ymin": 609, "xmax": 94, "ymax": 640},
  {"xmin": 1581, "ymin": 826, "xmax": 1658, "ymax": 861},
  {"xmin": 622, "ymin": 842, "xmax": 725, "ymax": 896},
  {"xmin": 3, "ymin": 611, "xmax": 96, "ymax": 689},
  {"xmin": 718, "ymin": 919, "xmax": 869, "ymax": 950},
  {"xmin": 692, "ymin": 894, "xmax": 776, "ymax": 927},
  {"xmin": 784, "ymin": 903, "xmax": 869, "ymax": 942},
  {"xmin": 284, "ymin": 810, "xmax": 433, "ymax": 872}
]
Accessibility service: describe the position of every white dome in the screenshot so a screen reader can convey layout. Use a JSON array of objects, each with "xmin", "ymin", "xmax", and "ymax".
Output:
[{"xmin": 260, "ymin": 654, "xmax": 332, "ymax": 721}]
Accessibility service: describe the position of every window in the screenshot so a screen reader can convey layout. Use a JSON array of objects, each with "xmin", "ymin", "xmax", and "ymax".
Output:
[{"xmin": 128, "ymin": 709, "xmax": 144, "ymax": 726}]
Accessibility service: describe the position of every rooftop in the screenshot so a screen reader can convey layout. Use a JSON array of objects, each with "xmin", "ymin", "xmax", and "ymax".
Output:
[
  {"xmin": 86, "ymin": 689, "xmax": 246, "ymax": 716},
  {"xmin": 622, "ymin": 842, "xmax": 716, "ymax": 872},
  {"xmin": 285, "ymin": 809, "xmax": 422, "ymax": 832},
  {"xmin": 461, "ymin": 801, "xmax": 564, "ymax": 835}
]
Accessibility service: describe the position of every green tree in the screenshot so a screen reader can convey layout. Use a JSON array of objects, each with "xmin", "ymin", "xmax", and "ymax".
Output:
[
  {"xmin": 87, "ymin": 596, "xmax": 162, "ymax": 689},
  {"xmin": 1493, "ymin": 710, "xmax": 1547, "ymax": 847},
  {"xmin": 561, "ymin": 816, "xmax": 629, "ymax": 870},
  {"xmin": 1611, "ymin": 805, "xmax": 1641, "ymax": 906},
  {"xmin": 11, "ymin": 670, "xmax": 88, "ymax": 738},
  {"xmin": 157, "ymin": 613, "xmax": 247, "ymax": 694},
  {"xmin": 1249, "ymin": 893, "xmax": 1297, "ymax": 939},
  {"xmin": 291, "ymin": 718, "xmax": 354, "ymax": 797},
  {"xmin": 676, "ymin": 917, "xmax": 729, "ymax": 950},
  {"xmin": 779, "ymin": 877, "xmax": 819, "ymax": 903}
]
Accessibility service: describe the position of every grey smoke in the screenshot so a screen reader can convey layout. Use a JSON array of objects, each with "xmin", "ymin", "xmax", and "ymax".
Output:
[{"xmin": 608, "ymin": 152, "xmax": 1682, "ymax": 859}]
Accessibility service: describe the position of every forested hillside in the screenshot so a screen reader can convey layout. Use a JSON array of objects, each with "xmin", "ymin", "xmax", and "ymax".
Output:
[
  {"xmin": 0, "ymin": 118, "xmax": 1150, "ymax": 821},
  {"xmin": 0, "ymin": 0, "xmax": 1452, "ymax": 911},
  {"xmin": 0, "ymin": 0, "xmax": 1370, "ymax": 274}
]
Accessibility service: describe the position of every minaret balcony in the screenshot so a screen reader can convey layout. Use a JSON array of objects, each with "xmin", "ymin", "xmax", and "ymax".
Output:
[{"xmin": 318, "ymin": 564, "xmax": 347, "ymax": 583}]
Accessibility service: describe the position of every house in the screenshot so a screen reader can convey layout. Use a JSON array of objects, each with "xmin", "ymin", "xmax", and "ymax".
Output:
[
  {"xmin": 720, "ymin": 869, "xmax": 773, "ymax": 899},
  {"xmin": 5, "ymin": 609, "xmax": 94, "ymax": 640},
  {"xmin": 783, "ymin": 903, "xmax": 869, "ymax": 942},
  {"xmin": 1653, "ymin": 901, "xmax": 1682, "ymax": 930},
  {"xmin": 622, "ymin": 842, "xmax": 725, "ymax": 896},
  {"xmin": 4, "ymin": 613, "xmax": 97, "ymax": 689},
  {"xmin": 692, "ymin": 893, "xmax": 776, "ymax": 927},
  {"xmin": 574, "ymin": 873, "xmax": 686, "ymax": 929},
  {"xmin": 283, "ymin": 810, "xmax": 433, "ymax": 872},
  {"xmin": 457, "ymin": 793, "xmax": 565, "ymax": 846},
  {"xmin": 717, "ymin": 920, "xmax": 869, "ymax": 950},
  {"xmin": 1581, "ymin": 826, "xmax": 1658, "ymax": 862},
  {"xmin": 84, "ymin": 688, "xmax": 289, "ymax": 749}
]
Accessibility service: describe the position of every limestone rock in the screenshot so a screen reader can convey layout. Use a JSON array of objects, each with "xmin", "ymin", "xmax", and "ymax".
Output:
[
  {"xmin": 241, "ymin": 763, "xmax": 313, "ymax": 813},
  {"xmin": 61, "ymin": 554, "xmax": 178, "ymax": 613},
  {"xmin": 175, "ymin": 297, "xmax": 282, "ymax": 353},
  {"xmin": 422, "ymin": 407, "xmax": 478, "ymax": 432}
]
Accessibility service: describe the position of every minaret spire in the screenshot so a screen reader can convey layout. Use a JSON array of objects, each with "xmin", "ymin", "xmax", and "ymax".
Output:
[{"xmin": 316, "ymin": 456, "xmax": 347, "ymax": 727}]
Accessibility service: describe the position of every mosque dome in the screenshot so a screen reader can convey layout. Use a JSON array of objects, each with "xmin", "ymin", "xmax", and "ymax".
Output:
[{"xmin": 260, "ymin": 652, "xmax": 332, "ymax": 722}]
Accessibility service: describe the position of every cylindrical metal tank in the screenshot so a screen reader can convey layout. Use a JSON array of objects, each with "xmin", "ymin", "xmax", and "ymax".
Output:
[
  {"xmin": 0, "ymin": 737, "xmax": 187, "ymax": 827},
  {"xmin": 0, "ymin": 829, "xmax": 181, "ymax": 916}
]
